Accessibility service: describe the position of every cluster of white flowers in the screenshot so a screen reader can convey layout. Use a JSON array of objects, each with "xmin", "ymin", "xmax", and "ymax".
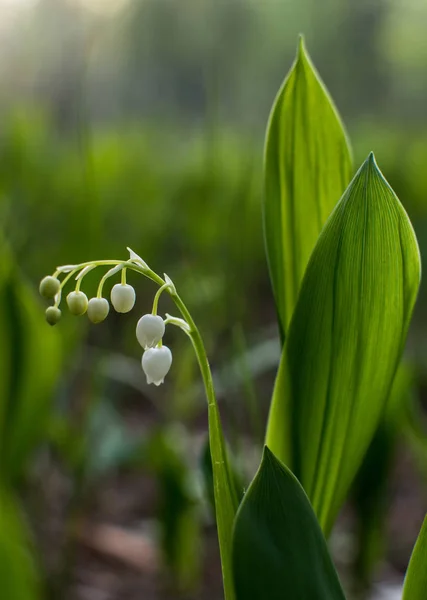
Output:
[
  {"xmin": 39, "ymin": 252, "xmax": 185, "ymax": 387},
  {"xmin": 136, "ymin": 315, "xmax": 172, "ymax": 385}
]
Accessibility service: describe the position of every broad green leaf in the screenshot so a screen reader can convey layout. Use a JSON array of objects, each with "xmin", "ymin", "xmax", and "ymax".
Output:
[
  {"xmin": 403, "ymin": 516, "xmax": 427, "ymax": 600},
  {"xmin": 266, "ymin": 154, "xmax": 421, "ymax": 534},
  {"xmin": 232, "ymin": 446, "xmax": 346, "ymax": 600},
  {"xmin": 402, "ymin": 392, "xmax": 427, "ymax": 483},
  {"xmin": 263, "ymin": 36, "xmax": 352, "ymax": 336},
  {"xmin": 351, "ymin": 363, "xmax": 413, "ymax": 591}
]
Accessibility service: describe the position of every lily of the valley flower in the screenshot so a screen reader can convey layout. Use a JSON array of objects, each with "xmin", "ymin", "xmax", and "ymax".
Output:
[
  {"xmin": 45, "ymin": 306, "xmax": 61, "ymax": 325},
  {"xmin": 67, "ymin": 291, "xmax": 88, "ymax": 316},
  {"xmin": 136, "ymin": 314, "xmax": 165, "ymax": 348},
  {"xmin": 39, "ymin": 276, "xmax": 60, "ymax": 299},
  {"xmin": 87, "ymin": 297, "xmax": 110, "ymax": 323},
  {"xmin": 142, "ymin": 346, "xmax": 172, "ymax": 386},
  {"xmin": 111, "ymin": 283, "xmax": 136, "ymax": 313}
]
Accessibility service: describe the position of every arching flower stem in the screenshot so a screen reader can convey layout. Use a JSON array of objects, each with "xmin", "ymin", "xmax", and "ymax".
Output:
[
  {"xmin": 130, "ymin": 263, "xmax": 239, "ymax": 598},
  {"xmin": 44, "ymin": 255, "xmax": 239, "ymax": 598}
]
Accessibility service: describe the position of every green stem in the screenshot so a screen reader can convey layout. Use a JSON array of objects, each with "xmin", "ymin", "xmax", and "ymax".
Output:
[
  {"xmin": 53, "ymin": 268, "xmax": 81, "ymax": 307},
  {"xmin": 54, "ymin": 258, "xmax": 239, "ymax": 599},
  {"xmin": 151, "ymin": 282, "xmax": 170, "ymax": 316},
  {"xmin": 96, "ymin": 264, "xmax": 124, "ymax": 298},
  {"xmin": 132, "ymin": 266, "xmax": 239, "ymax": 600}
]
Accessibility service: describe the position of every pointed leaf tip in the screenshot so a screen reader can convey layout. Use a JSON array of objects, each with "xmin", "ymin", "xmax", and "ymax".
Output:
[
  {"xmin": 366, "ymin": 151, "xmax": 377, "ymax": 169},
  {"xmin": 263, "ymin": 445, "xmax": 275, "ymax": 465},
  {"xmin": 358, "ymin": 152, "xmax": 376, "ymax": 174},
  {"xmin": 266, "ymin": 155, "xmax": 421, "ymax": 533},
  {"xmin": 403, "ymin": 516, "xmax": 427, "ymax": 599},
  {"xmin": 232, "ymin": 447, "xmax": 346, "ymax": 600},
  {"xmin": 263, "ymin": 37, "xmax": 352, "ymax": 335}
]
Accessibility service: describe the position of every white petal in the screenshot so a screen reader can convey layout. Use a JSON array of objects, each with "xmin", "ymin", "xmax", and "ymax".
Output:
[
  {"xmin": 141, "ymin": 346, "xmax": 172, "ymax": 386},
  {"xmin": 111, "ymin": 283, "xmax": 136, "ymax": 313},
  {"xmin": 136, "ymin": 314, "xmax": 165, "ymax": 348}
]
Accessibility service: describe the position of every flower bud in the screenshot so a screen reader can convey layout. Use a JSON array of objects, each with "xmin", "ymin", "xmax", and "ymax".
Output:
[
  {"xmin": 45, "ymin": 306, "xmax": 61, "ymax": 326},
  {"xmin": 66, "ymin": 291, "xmax": 88, "ymax": 316},
  {"xmin": 142, "ymin": 346, "xmax": 172, "ymax": 386},
  {"xmin": 110, "ymin": 283, "xmax": 136, "ymax": 313},
  {"xmin": 39, "ymin": 276, "xmax": 60, "ymax": 299},
  {"xmin": 87, "ymin": 297, "xmax": 109, "ymax": 324},
  {"xmin": 136, "ymin": 314, "xmax": 165, "ymax": 349}
]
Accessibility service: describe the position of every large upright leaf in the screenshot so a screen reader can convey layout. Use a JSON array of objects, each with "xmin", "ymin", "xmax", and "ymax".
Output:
[
  {"xmin": 402, "ymin": 516, "xmax": 427, "ymax": 600},
  {"xmin": 232, "ymin": 446, "xmax": 346, "ymax": 600},
  {"xmin": 351, "ymin": 363, "xmax": 413, "ymax": 591},
  {"xmin": 266, "ymin": 154, "xmax": 421, "ymax": 534},
  {"xmin": 263, "ymin": 36, "xmax": 352, "ymax": 336}
]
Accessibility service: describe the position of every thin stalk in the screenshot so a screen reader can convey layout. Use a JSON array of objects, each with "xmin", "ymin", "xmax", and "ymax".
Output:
[
  {"xmin": 51, "ymin": 258, "xmax": 239, "ymax": 599},
  {"xmin": 132, "ymin": 265, "xmax": 239, "ymax": 600}
]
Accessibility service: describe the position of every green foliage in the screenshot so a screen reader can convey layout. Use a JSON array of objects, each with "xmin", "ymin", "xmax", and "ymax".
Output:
[
  {"xmin": 0, "ymin": 239, "xmax": 62, "ymax": 483},
  {"xmin": 266, "ymin": 154, "xmax": 421, "ymax": 533},
  {"xmin": 403, "ymin": 516, "xmax": 427, "ymax": 600},
  {"xmin": 351, "ymin": 364, "xmax": 413, "ymax": 592},
  {"xmin": 1, "ymin": 31, "xmax": 427, "ymax": 600},
  {"xmin": 147, "ymin": 428, "xmax": 202, "ymax": 592},
  {"xmin": 205, "ymin": 402, "xmax": 239, "ymax": 600},
  {"xmin": 0, "ymin": 490, "xmax": 41, "ymax": 600},
  {"xmin": 402, "ymin": 390, "xmax": 427, "ymax": 483},
  {"xmin": 200, "ymin": 435, "xmax": 244, "ymax": 517},
  {"xmin": 263, "ymin": 37, "xmax": 352, "ymax": 336},
  {"xmin": 232, "ymin": 447, "xmax": 346, "ymax": 600}
]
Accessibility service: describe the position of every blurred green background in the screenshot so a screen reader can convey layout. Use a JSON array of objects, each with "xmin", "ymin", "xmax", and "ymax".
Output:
[{"xmin": 1, "ymin": 0, "xmax": 427, "ymax": 599}]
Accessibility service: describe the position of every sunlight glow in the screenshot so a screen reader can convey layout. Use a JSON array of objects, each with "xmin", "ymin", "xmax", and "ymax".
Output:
[
  {"xmin": 76, "ymin": 0, "xmax": 130, "ymax": 16},
  {"xmin": 0, "ymin": 0, "xmax": 130, "ymax": 16}
]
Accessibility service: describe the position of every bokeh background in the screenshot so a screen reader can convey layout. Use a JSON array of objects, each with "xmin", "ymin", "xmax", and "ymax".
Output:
[{"xmin": 1, "ymin": 1, "xmax": 427, "ymax": 599}]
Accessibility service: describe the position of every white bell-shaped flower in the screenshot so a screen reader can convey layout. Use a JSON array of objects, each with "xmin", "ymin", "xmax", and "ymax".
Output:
[
  {"xmin": 136, "ymin": 314, "xmax": 165, "ymax": 348},
  {"xmin": 87, "ymin": 297, "xmax": 110, "ymax": 323},
  {"xmin": 110, "ymin": 283, "xmax": 136, "ymax": 313},
  {"xmin": 142, "ymin": 346, "xmax": 172, "ymax": 386},
  {"xmin": 67, "ymin": 291, "xmax": 88, "ymax": 316}
]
